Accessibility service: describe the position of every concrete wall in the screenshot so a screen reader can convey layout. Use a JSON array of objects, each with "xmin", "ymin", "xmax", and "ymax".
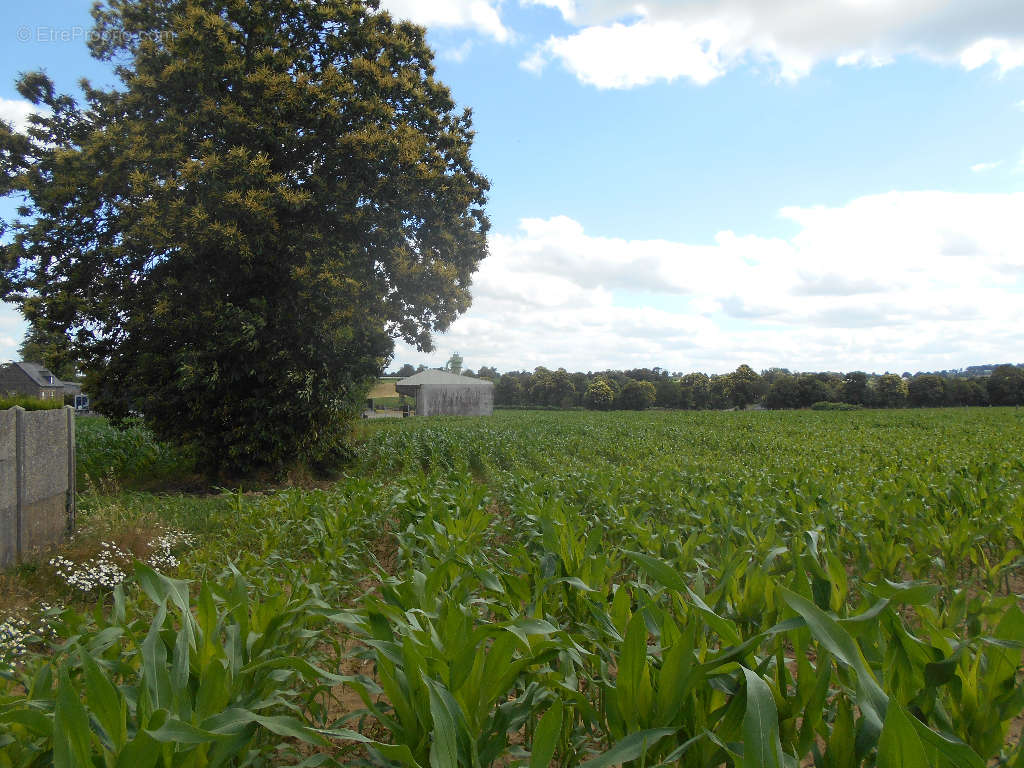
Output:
[
  {"xmin": 417, "ymin": 384, "xmax": 493, "ymax": 417},
  {"xmin": 0, "ymin": 406, "xmax": 75, "ymax": 568}
]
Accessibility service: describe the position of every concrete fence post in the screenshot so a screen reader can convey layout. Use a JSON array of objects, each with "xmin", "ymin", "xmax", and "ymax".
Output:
[
  {"xmin": 13, "ymin": 405, "xmax": 25, "ymax": 561},
  {"xmin": 1, "ymin": 406, "xmax": 74, "ymax": 567},
  {"xmin": 65, "ymin": 405, "xmax": 76, "ymax": 534}
]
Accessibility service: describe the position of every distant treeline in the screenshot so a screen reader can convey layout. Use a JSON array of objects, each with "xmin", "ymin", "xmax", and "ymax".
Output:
[{"xmin": 389, "ymin": 363, "xmax": 1024, "ymax": 411}]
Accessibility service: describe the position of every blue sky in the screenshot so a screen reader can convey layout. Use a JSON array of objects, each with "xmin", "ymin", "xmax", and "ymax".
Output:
[{"xmin": 2, "ymin": 0, "xmax": 1024, "ymax": 374}]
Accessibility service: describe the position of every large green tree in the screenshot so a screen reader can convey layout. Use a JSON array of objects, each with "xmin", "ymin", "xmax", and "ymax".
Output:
[
  {"xmin": 615, "ymin": 379, "xmax": 655, "ymax": 410},
  {"xmin": 794, "ymin": 374, "xmax": 828, "ymax": 407},
  {"xmin": 444, "ymin": 352, "xmax": 464, "ymax": 376},
  {"xmin": 654, "ymin": 378, "xmax": 681, "ymax": 408},
  {"xmin": 907, "ymin": 374, "xmax": 946, "ymax": 408},
  {"xmin": 841, "ymin": 371, "xmax": 869, "ymax": 405},
  {"xmin": 493, "ymin": 374, "xmax": 523, "ymax": 406},
  {"xmin": 17, "ymin": 321, "xmax": 80, "ymax": 381},
  {"xmin": 873, "ymin": 374, "xmax": 908, "ymax": 408},
  {"xmin": 726, "ymin": 364, "xmax": 767, "ymax": 409},
  {"xmin": 0, "ymin": 0, "xmax": 489, "ymax": 472},
  {"xmin": 393, "ymin": 363, "xmax": 416, "ymax": 378},
  {"xmin": 529, "ymin": 366, "xmax": 575, "ymax": 407},
  {"xmin": 987, "ymin": 364, "xmax": 1024, "ymax": 406},
  {"xmin": 765, "ymin": 374, "xmax": 799, "ymax": 410},
  {"xmin": 678, "ymin": 372, "xmax": 710, "ymax": 409},
  {"xmin": 583, "ymin": 377, "xmax": 614, "ymax": 410}
]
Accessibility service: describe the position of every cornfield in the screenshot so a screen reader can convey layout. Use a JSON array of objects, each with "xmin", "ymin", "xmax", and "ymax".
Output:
[{"xmin": 2, "ymin": 408, "xmax": 1022, "ymax": 766}]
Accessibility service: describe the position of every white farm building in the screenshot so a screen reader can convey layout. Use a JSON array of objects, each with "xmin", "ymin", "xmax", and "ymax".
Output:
[{"xmin": 395, "ymin": 370, "xmax": 494, "ymax": 417}]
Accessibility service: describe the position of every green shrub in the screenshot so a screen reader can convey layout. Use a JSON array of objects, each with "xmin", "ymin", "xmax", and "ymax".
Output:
[
  {"xmin": 76, "ymin": 417, "xmax": 196, "ymax": 492},
  {"xmin": 371, "ymin": 395, "xmax": 409, "ymax": 409},
  {"xmin": 811, "ymin": 400, "xmax": 862, "ymax": 411},
  {"xmin": 0, "ymin": 395, "xmax": 64, "ymax": 411}
]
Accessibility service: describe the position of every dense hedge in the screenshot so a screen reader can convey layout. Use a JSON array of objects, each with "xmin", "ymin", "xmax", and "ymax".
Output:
[{"xmin": 0, "ymin": 396, "xmax": 64, "ymax": 411}]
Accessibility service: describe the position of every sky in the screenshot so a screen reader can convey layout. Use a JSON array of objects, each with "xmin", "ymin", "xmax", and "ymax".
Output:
[{"xmin": 1, "ymin": 1, "xmax": 1023, "ymax": 375}]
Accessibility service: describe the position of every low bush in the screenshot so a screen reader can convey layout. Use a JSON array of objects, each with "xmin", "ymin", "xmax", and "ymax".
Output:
[
  {"xmin": 76, "ymin": 417, "xmax": 196, "ymax": 492},
  {"xmin": 370, "ymin": 395, "xmax": 409, "ymax": 409},
  {"xmin": 811, "ymin": 400, "xmax": 863, "ymax": 410},
  {"xmin": 0, "ymin": 395, "xmax": 63, "ymax": 411}
]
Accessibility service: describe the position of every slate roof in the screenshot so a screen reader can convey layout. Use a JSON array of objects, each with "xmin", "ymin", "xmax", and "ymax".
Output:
[{"xmin": 12, "ymin": 361, "xmax": 65, "ymax": 388}]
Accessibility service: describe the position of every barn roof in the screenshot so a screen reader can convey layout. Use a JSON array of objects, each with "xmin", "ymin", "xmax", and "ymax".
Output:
[{"xmin": 395, "ymin": 370, "xmax": 493, "ymax": 396}]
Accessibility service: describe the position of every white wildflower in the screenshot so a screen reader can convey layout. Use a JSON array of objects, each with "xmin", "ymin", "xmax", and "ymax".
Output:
[
  {"xmin": 0, "ymin": 616, "xmax": 31, "ymax": 659},
  {"xmin": 145, "ymin": 529, "xmax": 197, "ymax": 571},
  {"xmin": 49, "ymin": 541, "xmax": 130, "ymax": 592}
]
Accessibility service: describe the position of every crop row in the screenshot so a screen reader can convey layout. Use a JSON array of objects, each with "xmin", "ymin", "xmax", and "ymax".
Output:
[{"xmin": 1, "ymin": 408, "xmax": 1022, "ymax": 766}]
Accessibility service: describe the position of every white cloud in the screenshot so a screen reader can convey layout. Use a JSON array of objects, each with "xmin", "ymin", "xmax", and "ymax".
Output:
[
  {"xmin": 0, "ymin": 305, "xmax": 27, "ymax": 363},
  {"xmin": 960, "ymin": 37, "xmax": 1024, "ymax": 73},
  {"xmin": 381, "ymin": 0, "xmax": 510, "ymax": 42},
  {"xmin": 971, "ymin": 161, "xmax": 1002, "ymax": 172},
  {"xmin": 393, "ymin": 190, "xmax": 1024, "ymax": 374},
  {"xmin": 0, "ymin": 98, "xmax": 47, "ymax": 132},
  {"xmin": 520, "ymin": 47, "xmax": 548, "ymax": 74},
  {"xmin": 441, "ymin": 40, "xmax": 475, "ymax": 62},
  {"xmin": 521, "ymin": 19, "xmax": 732, "ymax": 87},
  {"xmin": 522, "ymin": 0, "xmax": 577, "ymax": 21},
  {"xmin": 520, "ymin": 0, "xmax": 1024, "ymax": 87},
  {"xmin": 836, "ymin": 51, "xmax": 894, "ymax": 69}
]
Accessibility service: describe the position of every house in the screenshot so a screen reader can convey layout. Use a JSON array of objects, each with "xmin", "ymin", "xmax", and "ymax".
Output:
[
  {"xmin": 395, "ymin": 369, "xmax": 494, "ymax": 416},
  {"xmin": 0, "ymin": 361, "xmax": 67, "ymax": 401}
]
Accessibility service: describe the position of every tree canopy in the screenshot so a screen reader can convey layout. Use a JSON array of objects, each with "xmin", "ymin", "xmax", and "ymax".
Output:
[
  {"xmin": 17, "ymin": 321, "xmax": 80, "ymax": 381},
  {"xmin": 616, "ymin": 379, "xmax": 656, "ymax": 410},
  {"xmin": 484, "ymin": 363, "xmax": 1017, "ymax": 412},
  {"xmin": 873, "ymin": 374, "xmax": 908, "ymax": 408},
  {"xmin": 445, "ymin": 352, "xmax": 464, "ymax": 376},
  {"xmin": 988, "ymin": 364, "xmax": 1024, "ymax": 406},
  {"xmin": 583, "ymin": 378, "xmax": 614, "ymax": 410},
  {"xmin": 0, "ymin": 0, "xmax": 489, "ymax": 472}
]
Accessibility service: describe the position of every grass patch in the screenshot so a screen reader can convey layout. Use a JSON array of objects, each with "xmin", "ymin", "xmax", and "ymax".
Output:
[
  {"xmin": 368, "ymin": 378, "xmax": 399, "ymax": 399},
  {"xmin": 0, "ymin": 492, "xmax": 227, "ymax": 619}
]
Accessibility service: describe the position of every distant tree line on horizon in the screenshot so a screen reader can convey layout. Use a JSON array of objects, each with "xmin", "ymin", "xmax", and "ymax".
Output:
[{"xmin": 388, "ymin": 362, "xmax": 1024, "ymax": 411}]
